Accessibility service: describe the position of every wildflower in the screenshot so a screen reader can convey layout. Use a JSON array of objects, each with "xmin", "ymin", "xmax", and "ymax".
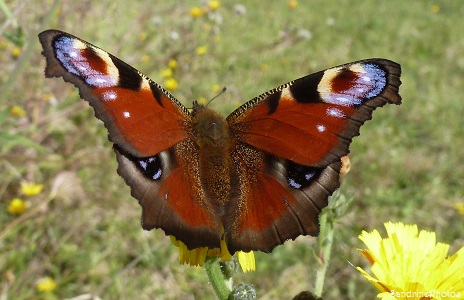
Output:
[
  {"xmin": 10, "ymin": 105, "xmax": 26, "ymax": 117},
  {"xmin": 164, "ymin": 78, "xmax": 178, "ymax": 91},
  {"xmin": 21, "ymin": 182, "xmax": 44, "ymax": 196},
  {"xmin": 196, "ymin": 46, "xmax": 208, "ymax": 55},
  {"xmin": 170, "ymin": 234, "xmax": 256, "ymax": 272},
  {"xmin": 168, "ymin": 59, "xmax": 178, "ymax": 70},
  {"xmin": 36, "ymin": 276, "xmax": 57, "ymax": 292},
  {"xmin": 141, "ymin": 54, "xmax": 150, "ymax": 64},
  {"xmin": 160, "ymin": 68, "xmax": 173, "ymax": 78},
  {"xmin": 357, "ymin": 222, "xmax": 464, "ymax": 299},
  {"xmin": 234, "ymin": 4, "xmax": 247, "ymax": 16},
  {"xmin": 138, "ymin": 32, "xmax": 147, "ymax": 41},
  {"xmin": 209, "ymin": 0, "xmax": 220, "ymax": 10},
  {"xmin": 7, "ymin": 198, "xmax": 27, "ymax": 215},
  {"xmin": 197, "ymin": 97, "xmax": 208, "ymax": 105},
  {"xmin": 190, "ymin": 6, "xmax": 204, "ymax": 18},
  {"xmin": 11, "ymin": 46, "xmax": 21, "ymax": 58},
  {"xmin": 288, "ymin": 0, "xmax": 297, "ymax": 9},
  {"xmin": 260, "ymin": 64, "xmax": 269, "ymax": 72},
  {"xmin": 454, "ymin": 202, "xmax": 464, "ymax": 215},
  {"xmin": 211, "ymin": 84, "xmax": 222, "ymax": 93},
  {"xmin": 431, "ymin": 5, "xmax": 440, "ymax": 13}
]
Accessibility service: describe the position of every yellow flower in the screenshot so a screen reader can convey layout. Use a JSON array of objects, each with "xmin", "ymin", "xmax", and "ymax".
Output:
[
  {"xmin": 36, "ymin": 277, "xmax": 56, "ymax": 292},
  {"xmin": 288, "ymin": 0, "xmax": 298, "ymax": 8},
  {"xmin": 196, "ymin": 46, "xmax": 208, "ymax": 55},
  {"xmin": 209, "ymin": 0, "xmax": 220, "ymax": 10},
  {"xmin": 21, "ymin": 182, "xmax": 44, "ymax": 196},
  {"xmin": 260, "ymin": 64, "xmax": 269, "ymax": 72},
  {"xmin": 160, "ymin": 68, "xmax": 173, "ymax": 78},
  {"xmin": 211, "ymin": 84, "xmax": 222, "ymax": 93},
  {"xmin": 170, "ymin": 234, "xmax": 256, "ymax": 272},
  {"xmin": 454, "ymin": 202, "xmax": 464, "ymax": 215},
  {"xmin": 357, "ymin": 222, "xmax": 464, "ymax": 299},
  {"xmin": 11, "ymin": 46, "xmax": 21, "ymax": 58},
  {"xmin": 197, "ymin": 97, "xmax": 208, "ymax": 105},
  {"xmin": 141, "ymin": 54, "xmax": 150, "ymax": 64},
  {"xmin": 10, "ymin": 105, "xmax": 26, "ymax": 117},
  {"xmin": 7, "ymin": 198, "xmax": 27, "ymax": 215},
  {"xmin": 168, "ymin": 59, "xmax": 178, "ymax": 70},
  {"xmin": 164, "ymin": 78, "xmax": 178, "ymax": 91},
  {"xmin": 431, "ymin": 5, "xmax": 440, "ymax": 13},
  {"xmin": 190, "ymin": 6, "xmax": 204, "ymax": 18}
]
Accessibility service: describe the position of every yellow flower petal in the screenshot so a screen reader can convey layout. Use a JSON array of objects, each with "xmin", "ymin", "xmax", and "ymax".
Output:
[
  {"xmin": 288, "ymin": 0, "xmax": 297, "ymax": 9},
  {"xmin": 36, "ymin": 276, "xmax": 56, "ymax": 292},
  {"xmin": 357, "ymin": 222, "xmax": 464, "ymax": 298},
  {"xmin": 170, "ymin": 230, "xmax": 255, "ymax": 272},
  {"xmin": 7, "ymin": 198, "xmax": 27, "ymax": 215},
  {"xmin": 237, "ymin": 251, "xmax": 256, "ymax": 272},
  {"xmin": 21, "ymin": 182, "xmax": 44, "ymax": 196}
]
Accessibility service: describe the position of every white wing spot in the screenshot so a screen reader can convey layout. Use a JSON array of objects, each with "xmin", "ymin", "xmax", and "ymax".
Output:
[
  {"xmin": 102, "ymin": 90, "xmax": 117, "ymax": 101},
  {"xmin": 69, "ymin": 51, "xmax": 78, "ymax": 58},
  {"xmin": 327, "ymin": 107, "xmax": 345, "ymax": 118},
  {"xmin": 316, "ymin": 125, "xmax": 326, "ymax": 132},
  {"xmin": 123, "ymin": 111, "xmax": 130, "ymax": 118}
]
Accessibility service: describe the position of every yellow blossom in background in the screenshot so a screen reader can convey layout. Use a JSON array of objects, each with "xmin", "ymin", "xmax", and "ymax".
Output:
[
  {"xmin": 288, "ymin": 0, "xmax": 298, "ymax": 9},
  {"xmin": 357, "ymin": 222, "xmax": 464, "ymax": 299},
  {"xmin": 36, "ymin": 276, "xmax": 57, "ymax": 292},
  {"xmin": 141, "ymin": 54, "xmax": 150, "ymax": 64},
  {"xmin": 10, "ymin": 105, "xmax": 26, "ymax": 117},
  {"xmin": 190, "ymin": 6, "xmax": 204, "ymax": 18},
  {"xmin": 260, "ymin": 64, "xmax": 269, "ymax": 72},
  {"xmin": 431, "ymin": 5, "xmax": 440, "ymax": 13},
  {"xmin": 211, "ymin": 84, "xmax": 222, "ymax": 93},
  {"xmin": 170, "ymin": 234, "xmax": 256, "ymax": 272},
  {"xmin": 168, "ymin": 59, "xmax": 178, "ymax": 70},
  {"xmin": 160, "ymin": 68, "xmax": 173, "ymax": 78},
  {"xmin": 21, "ymin": 182, "xmax": 44, "ymax": 196},
  {"xmin": 197, "ymin": 97, "xmax": 208, "ymax": 105},
  {"xmin": 454, "ymin": 202, "xmax": 464, "ymax": 215},
  {"xmin": 138, "ymin": 32, "xmax": 148, "ymax": 41},
  {"xmin": 164, "ymin": 78, "xmax": 178, "ymax": 91},
  {"xmin": 209, "ymin": 0, "xmax": 220, "ymax": 10},
  {"xmin": 196, "ymin": 46, "xmax": 208, "ymax": 55},
  {"xmin": 7, "ymin": 198, "xmax": 27, "ymax": 215},
  {"xmin": 11, "ymin": 46, "xmax": 21, "ymax": 58}
]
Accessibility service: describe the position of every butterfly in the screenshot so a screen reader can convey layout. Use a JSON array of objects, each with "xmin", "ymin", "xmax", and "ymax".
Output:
[{"xmin": 39, "ymin": 29, "xmax": 401, "ymax": 254}]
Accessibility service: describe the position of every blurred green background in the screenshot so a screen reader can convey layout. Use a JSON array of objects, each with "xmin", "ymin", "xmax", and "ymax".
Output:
[{"xmin": 1, "ymin": 0, "xmax": 463, "ymax": 299}]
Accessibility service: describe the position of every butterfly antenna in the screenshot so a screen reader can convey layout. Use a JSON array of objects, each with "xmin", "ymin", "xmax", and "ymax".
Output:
[{"xmin": 205, "ymin": 87, "xmax": 227, "ymax": 107}]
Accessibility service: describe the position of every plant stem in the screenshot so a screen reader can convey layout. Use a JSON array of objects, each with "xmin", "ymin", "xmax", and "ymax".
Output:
[
  {"xmin": 205, "ymin": 257, "xmax": 231, "ymax": 300},
  {"xmin": 314, "ymin": 212, "xmax": 334, "ymax": 297}
]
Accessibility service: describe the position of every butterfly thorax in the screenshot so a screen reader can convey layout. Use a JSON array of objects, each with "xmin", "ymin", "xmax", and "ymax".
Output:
[{"xmin": 192, "ymin": 105, "xmax": 238, "ymax": 206}]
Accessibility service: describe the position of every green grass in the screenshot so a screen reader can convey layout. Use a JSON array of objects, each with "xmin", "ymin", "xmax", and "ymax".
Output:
[{"xmin": 1, "ymin": 0, "xmax": 464, "ymax": 299}]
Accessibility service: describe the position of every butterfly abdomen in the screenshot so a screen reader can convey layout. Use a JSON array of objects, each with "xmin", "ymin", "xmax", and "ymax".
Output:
[{"xmin": 192, "ymin": 106, "xmax": 238, "ymax": 206}]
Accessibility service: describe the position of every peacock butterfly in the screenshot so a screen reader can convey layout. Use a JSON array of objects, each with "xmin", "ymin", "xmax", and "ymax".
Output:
[{"xmin": 39, "ymin": 29, "xmax": 401, "ymax": 254}]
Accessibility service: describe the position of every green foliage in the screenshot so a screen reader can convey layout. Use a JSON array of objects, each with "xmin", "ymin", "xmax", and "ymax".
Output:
[{"xmin": 1, "ymin": 0, "xmax": 463, "ymax": 299}]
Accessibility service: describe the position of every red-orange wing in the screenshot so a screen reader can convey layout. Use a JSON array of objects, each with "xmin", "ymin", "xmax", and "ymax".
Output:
[
  {"xmin": 39, "ymin": 30, "xmax": 223, "ymax": 249},
  {"xmin": 225, "ymin": 59, "xmax": 401, "ymax": 252}
]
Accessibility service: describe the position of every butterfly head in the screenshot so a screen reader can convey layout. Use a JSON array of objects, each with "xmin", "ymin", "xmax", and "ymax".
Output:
[{"xmin": 192, "ymin": 104, "xmax": 231, "ymax": 149}]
